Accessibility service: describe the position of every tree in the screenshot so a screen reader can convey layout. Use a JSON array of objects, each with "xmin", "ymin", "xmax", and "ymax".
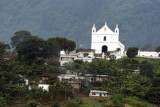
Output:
[
  {"xmin": 66, "ymin": 40, "xmax": 76, "ymax": 54},
  {"xmin": 11, "ymin": 30, "xmax": 31, "ymax": 48},
  {"xmin": 16, "ymin": 36, "xmax": 60, "ymax": 64},
  {"xmin": 27, "ymin": 100, "xmax": 41, "ymax": 107},
  {"xmin": 120, "ymin": 74, "xmax": 151, "ymax": 98},
  {"xmin": 140, "ymin": 60, "xmax": 154, "ymax": 77},
  {"xmin": 116, "ymin": 48, "xmax": 121, "ymax": 54},
  {"xmin": 104, "ymin": 52, "xmax": 110, "ymax": 59},
  {"xmin": 46, "ymin": 38, "xmax": 61, "ymax": 57},
  {"xmin": 126, "ymin": 47, "xmax": 138, "ymax": 58},
  {"xmin": 110, "ymin": 94, "xmax": 124, "ymax": 106},
  {"xmin": 54, "ymin": 37, "xmax": 68, "ymax": 50},
  {"xmin": 83, "ymin": 53, "xmax": 89, "ymax": 57},
  {"xmin": 89, "ymin": 58, "xmax": 114, "ymax": 75},
  {"xmin": 16, "ymin": 36, "xmax": 45, "ymax": 63},
  {"xmin": 0, "ymin": 42, "xmax": 10, "ymax": 57},
  {"xmin": 145, "ymin": 77, "xmax": 160, "ymax": 105},
  {"xmin": 155, "ymin": 46, "xmax": 160, "ymax": 52},
  {"xmin": 54, "ymin": 37, "xmax": 76, "ymax": 54}
]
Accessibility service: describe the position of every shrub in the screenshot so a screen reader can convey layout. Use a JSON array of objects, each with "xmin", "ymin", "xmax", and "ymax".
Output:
[
  {"xmin": 110, "ymin": 94, "xmax": 124, "ymax": 106},
  {"xmin": 66, "ymin": 100, "xmax": 79, "ymax": 107},
  {"xmin": 124, "ymin": 96, "xmax": 150, "ymax": 106},
  {"xmin": 75, "ymin": 98, "xmax": 83, "ymax": 104},
  {"xmin": 27, "ymin": 100, "xmax": 41, "ymax": 107},
  {"xmin": 52, "ymin": 102, "xmax": 60, "ymax": 107},
  {"xmin": 83, "ymin": 53, "xmax": 89, "ymax": 57}
]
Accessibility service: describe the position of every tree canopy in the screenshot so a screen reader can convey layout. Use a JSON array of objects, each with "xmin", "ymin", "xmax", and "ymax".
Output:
[
  {"xmin": 11, "ymin": 30, "xmax": 32, "ymax": 48},
  {"xmin": 0, "ymin": 42, "xmax": 10, "ymax": 58},
  {"xmin": 126, "ymin": 47, "xmax": 138, "ymax": 58},
  {"xmin": 155, "ymin": 46, "xmax": 160, "ymax": 52},
  {"xmin": 16, "ymin": 36, "xmax": 45, "ymax": 63},
  {"xmin": 52, "ymin": 37, "xmax": 76, "ymax": 54}
]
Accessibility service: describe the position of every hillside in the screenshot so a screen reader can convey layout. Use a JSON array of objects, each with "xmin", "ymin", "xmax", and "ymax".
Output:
[{"xmin": 0, "ymin": 0, "xmax": 160, "ymax": 49}]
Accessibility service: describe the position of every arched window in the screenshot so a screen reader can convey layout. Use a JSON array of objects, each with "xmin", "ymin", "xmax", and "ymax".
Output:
[{"xmin": 104, "ymin": 36, "xmax": 106, "ymax": 41}]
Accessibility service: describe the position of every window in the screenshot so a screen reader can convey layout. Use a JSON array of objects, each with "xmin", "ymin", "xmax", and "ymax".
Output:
[
  {"xmin": 92, "ymin": 92, "xmax": 96, "ymax": 95},
  {"xmin": 104, "ymin": 36, "xmax": 106, "ymax": 41}
]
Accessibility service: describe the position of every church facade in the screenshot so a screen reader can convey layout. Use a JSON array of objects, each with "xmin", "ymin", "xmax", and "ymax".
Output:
[{"xmin": 91, "ymin": 22, "xmax": 125, "ymax": 55}]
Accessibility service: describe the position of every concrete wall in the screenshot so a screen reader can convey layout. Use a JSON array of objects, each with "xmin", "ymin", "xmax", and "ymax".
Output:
[{"xmin": 138, "ymin": 50, "xmax": 158, "ymax": 57}]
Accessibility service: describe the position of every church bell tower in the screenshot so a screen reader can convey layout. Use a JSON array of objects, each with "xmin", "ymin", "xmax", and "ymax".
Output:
[
  {"xmin": 92, "ymin": 24, "xmax": 96, "ymax": 34},
  {"xmin": 115, "ymin": 24, "xmax": 119, "ymax": 34}
]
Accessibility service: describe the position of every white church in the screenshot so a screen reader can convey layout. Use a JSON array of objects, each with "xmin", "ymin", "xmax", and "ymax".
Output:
[
  {"xmin": 59, "ymin": 22, "xmax": 160, "ymax": 66},
  {"xmin": 91, "ymin": 22, "xmax": 125, "ymax": 55}
]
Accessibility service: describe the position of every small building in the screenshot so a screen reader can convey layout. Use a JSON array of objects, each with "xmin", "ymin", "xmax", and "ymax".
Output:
[
  {"xmin": 84, "ymin": 74, "xmax": 109, "ymax": 82},
  {"xmin": 57, "ymin": 74, "xmax": 83, "ymax": 89},
  {"xmin": 138, "ymin": 50, "xmax": 158, "ymax": 57},
  {"xmin": 89, "ymin": 90, "xmax": 114, "ymax": 98},
  {"xmin": 60, "ymin": 51, "xmax": 77, "ymax": 66},
  {"xmin": 41, "ymin": 73, "xmax": 61, "ymax": 83},
  {"xmin": 24, "ymin": 78, "xmax": 29, "ymax": 85},
  {"xmin": 3, "ymin": 53, "xmax": 17, "ymax": 60},
  {"xmin": 159, "ymin": 52, "xmax": 160, "ymax": 57},
  {"xmin": 38, "ymin": 84, "xmax": 49, "ymax": 92},
  {"xmin": 59, "ymin": 50, "xmax": 95, "ymax": 66}
]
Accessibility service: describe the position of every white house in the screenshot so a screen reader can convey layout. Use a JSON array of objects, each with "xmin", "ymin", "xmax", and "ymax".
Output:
[
  {"xmin": 38, "ymin": 84, "xmax": 49, "ymax": 92},
  {"xmin": 91, "ymin": 22, "xmax": 125, "ymax": 55},
  {"xmin": 138, "ymin": 50, "xmax": 158, "ymax": 57},
  {"xmin": 59, "ymin": 50, "xmax": 95, "ymax": 66},
  {"xmin": 60, "ymin": 51, "xmax": 77, "ymax": 66},
  {"xmin": 89, "ymin": 90, "xmax": 114, "ymax": 98}
]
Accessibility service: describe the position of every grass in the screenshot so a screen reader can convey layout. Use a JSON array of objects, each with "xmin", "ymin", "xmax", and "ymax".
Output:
[
  {"xmin": 79, "ymin": 98, "xmax": 105, "ymax": 107},
  {"xmin": 65, "ymin": 96, "xmax": 153, "ymax": 107},
  {"xmin": 9, "ymin": 97, "xmax": 154, "ymax": 107},
  {"xmin": 124, "ymin": 96, "xmax": 152, "ymax": 107}
]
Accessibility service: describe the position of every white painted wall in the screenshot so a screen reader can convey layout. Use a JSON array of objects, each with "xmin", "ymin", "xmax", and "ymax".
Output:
[
  {"xmin": 38, "ymin": 84, "xmax": 49, "ymax": 92},
  {"xmin": 138, "ymin": 50, "xmax": 158, "ymax": 57},
  {"xmin": 60, "ymin": 55, "xmax": 77, "ymax": 66},
  {"xmin": 91, "ymin": 22, "xmax": 124, "ymax": 54}
]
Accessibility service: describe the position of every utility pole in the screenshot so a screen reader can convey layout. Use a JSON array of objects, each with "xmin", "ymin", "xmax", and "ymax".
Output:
[
  {"xmin": 123, "ymin": 37, "xmax": 126, "ymax": 56},
  {"xmin": 76, "ymin": 35, "xmax": 79, "ymax": 50}
]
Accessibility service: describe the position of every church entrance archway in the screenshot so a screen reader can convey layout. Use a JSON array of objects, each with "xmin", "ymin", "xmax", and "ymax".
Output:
[{"xmin": 102, "ymin": 45, "xmax": 108, "ymax": 53}]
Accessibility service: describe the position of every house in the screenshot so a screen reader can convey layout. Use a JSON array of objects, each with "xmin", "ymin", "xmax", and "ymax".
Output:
[
  {"xmin": 59, "ymin": 50, "xmax": 95, "ymax": 66},
  {"xmin": 89, "ymin": 90, "xmax": 114, "ymax": 98},
  {"xmin": 3, "ymin": 53, "xmax": 17, "ymax": 60},
  {"xmin": 38, "ymin": 84, "xmax": 49, "ymax": 92},
  {"xmin": 41, "ymin": 73, "xmax": 61, "ymax": 82},
  {"xmin": 60, "ymin": 51, "xmax": 77, "ymax": 66},
  {"xmin": 138, "ymin": 50, "xmax": 158, "ymax": 57},
  {"xmin": 57, "ymin": 74, "xmax": 83, "ymax": 89},
  {"xmin": 84, "ymin": 74, "xmax": 109, "ymax": 82}
]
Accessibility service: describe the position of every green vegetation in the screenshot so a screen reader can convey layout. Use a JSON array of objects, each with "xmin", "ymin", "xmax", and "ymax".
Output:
[
  {"xmin": 1, "ymin": 33, "xmax": 160, "ymax": 106},
  {"xmin": 65, "ymin": 96, "xmax": 152, "ymax": 107},
  {"xmin": 0, "ymin": 34, "xmax": 76, "ymax": 106},
  {"xmin": 126, "ymin": 47, "xmax": 138, "ymax": 58},
  {"xmin": 65, "ymin": 57, "xmax": 160, "ymax": 106},
  {"xmin": 11, "ymin": 30, "xmax": 32, "ymax": 48},
  {"xmin": 0, "ymin": 42, "xmax": 10, "ymax": 57}
]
